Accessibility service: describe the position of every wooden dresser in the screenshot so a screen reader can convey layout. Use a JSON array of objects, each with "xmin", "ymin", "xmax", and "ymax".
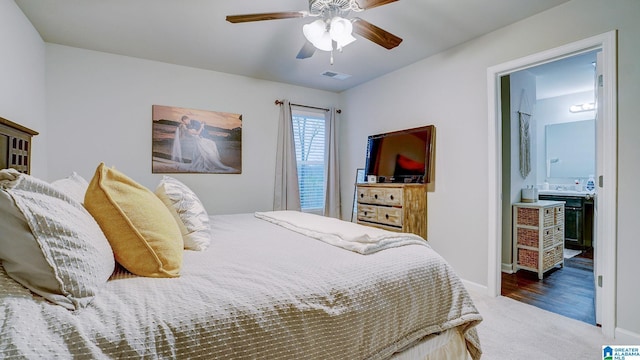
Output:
[
  {"xmin": 0, "ymin": 117, "xmax": 38, "ymax": 174},
  {"xmin": 513, "ymin": 200, "xmax": 565, "ymax": 279},
  {"xmin": 356, "ymin": 183, "xmax": 427, "ymax": 239}
]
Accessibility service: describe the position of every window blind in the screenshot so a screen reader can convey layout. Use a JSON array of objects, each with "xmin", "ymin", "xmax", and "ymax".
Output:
[{"xmin": 292, "ymin": 111, "xmax": 325, "ymax": 213}]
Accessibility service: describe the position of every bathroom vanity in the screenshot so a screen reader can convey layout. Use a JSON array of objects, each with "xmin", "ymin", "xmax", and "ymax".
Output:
[{"xmin": 538, "ymin": 191, "xmax": 594, "ymax": 250}]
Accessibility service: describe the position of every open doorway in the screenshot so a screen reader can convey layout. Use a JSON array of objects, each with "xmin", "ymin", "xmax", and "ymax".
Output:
[
  {"xmin": 500, "ymin": 50, "xmax": 599, "ymax": 325},
  {"xmin": 486, "ymin": 31, "xmax": 618, "ymax": 338}
]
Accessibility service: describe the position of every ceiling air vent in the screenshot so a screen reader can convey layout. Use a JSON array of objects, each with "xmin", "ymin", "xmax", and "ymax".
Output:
[{"xmin": 321, "ymin": 70, "xmax": 351, "ymax": 80}]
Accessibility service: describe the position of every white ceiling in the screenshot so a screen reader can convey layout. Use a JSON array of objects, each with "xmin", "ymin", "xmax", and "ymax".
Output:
[
  {"xmin": 527, "ymin": 50, "xmax": 598, "ymax": 100},
  {"xmin": 15, "ymin": 0, "xmax": 571, "ymax": 93}
]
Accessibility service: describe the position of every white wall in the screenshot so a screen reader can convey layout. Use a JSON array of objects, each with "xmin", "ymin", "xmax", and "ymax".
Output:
[
  {"xmin": 0, "ymin": 0, "xmax": 47, "ymax": 178},
  {"xmin": 45, "ymin": 44, "xmax": 339, "ymax": 215},
  {"xmin": 339, "ymin": 0, "xmax": 640, "ymax": 338}
]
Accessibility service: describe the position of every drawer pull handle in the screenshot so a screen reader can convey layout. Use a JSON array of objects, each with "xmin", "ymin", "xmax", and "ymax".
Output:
[
  {"xmin": 390, "ymin": 195, "xmax": 394, "ymax": 200},
  {"xmin": 364, "ymin": 211, "xmax": 368, "ymax": 216},
  {"xmin": 360, "ymin": 193, "xmax": 364, "ymax": 198},
  {"xmin": 374, "ymin": 194, "xmax": 378, "ymax": 199},
  {"xmin": 385, "ymin": 214, "xmax": 389, "ymax": 219}
]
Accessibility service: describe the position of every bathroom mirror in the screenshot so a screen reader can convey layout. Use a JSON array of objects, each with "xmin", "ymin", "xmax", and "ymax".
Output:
[{"xmin": 545, "ymin": 119, "xmax": 595, "ymax": 178}]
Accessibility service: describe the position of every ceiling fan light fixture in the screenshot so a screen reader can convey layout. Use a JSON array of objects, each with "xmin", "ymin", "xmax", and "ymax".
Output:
[
  {"xmin": 304, "ymin": 16, "xmax": 356, "ymax": 52},
  {"xmin": 330, "ymin": 17, "xmax": 356, "ymax": 48},
  {"xmin": 303, "ymin": 19, "xmax": 333, "ymax": 51},
  {"xmin": 315, "ymin": 31, "xmax": 334, "ymax": 51}
]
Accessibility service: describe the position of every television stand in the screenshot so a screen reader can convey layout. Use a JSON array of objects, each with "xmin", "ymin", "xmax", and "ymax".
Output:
[{"xmin": 355, "ymin": 183, "xmax": 427, "ymax": 239}]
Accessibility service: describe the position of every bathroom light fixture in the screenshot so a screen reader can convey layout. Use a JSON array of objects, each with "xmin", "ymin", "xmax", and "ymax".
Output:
[{"xmin": 569, "ymin": 102, "xmax": 596, "ymax": 113}]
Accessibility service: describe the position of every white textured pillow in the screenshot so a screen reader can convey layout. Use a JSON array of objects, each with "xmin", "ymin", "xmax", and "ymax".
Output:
[
  {"xmin": 155, "ymin": 176, "xmax": 212, "ymax": 251},
  {"xmin": 0, "ymin": 169, "xmax": 115, "ymax": 310},
  {"xmin": 51, "ymin": 172, "xmax": 89, "ymax": 204}
]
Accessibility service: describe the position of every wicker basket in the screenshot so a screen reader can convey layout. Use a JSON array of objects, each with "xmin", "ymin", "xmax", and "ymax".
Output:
[
  {"xmin": 543, "ymin": 247, "xmax": 557, "ymax": 270},
  {"xmin": 543, "ymin": 229, "xmax": 555, "ymax": 248},
  {"xmin": 516, "ymin": 227, "xmax": 554, "ymax": 248},
  {"xmin": 517, "ymin": 228, "xmax": 537, "ymax": 247},
  {"xmin": 554, "ymin": 226, "xmax": 564, "ymax": 244},
  {"xmin": 554, "ymin": 244, "xmax": 564, "ymax": 264},
  {"xmin": 543, "ymin": 207, "xmax": 554, "ymax": 227},
  {"xmin": 517, "ymin": 248, "xmax": 538, "ymax": 269},
  {"xmin": 516, "ymin": 207, "xmax": 539, "ymax": 226},
  {"xmin": 555, "ymin": 206, "xmax": 564, "ymax": 224}
]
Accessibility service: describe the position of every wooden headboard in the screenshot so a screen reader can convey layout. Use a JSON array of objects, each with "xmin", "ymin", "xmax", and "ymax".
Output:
[{"xmin": 0, "ymin": 117, "xmax": 38, "ymax": 174}]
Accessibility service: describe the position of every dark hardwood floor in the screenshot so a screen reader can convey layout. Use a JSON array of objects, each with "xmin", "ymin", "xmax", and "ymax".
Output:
[{"xmin": 502, "ymin": 249, "xmax": 596, "ymax": 325}]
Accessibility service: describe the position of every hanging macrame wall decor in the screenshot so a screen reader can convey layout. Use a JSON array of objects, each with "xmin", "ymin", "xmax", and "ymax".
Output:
[{"xmin": 518, "ymin": 90, "xmax": 533, "ymax": 178}]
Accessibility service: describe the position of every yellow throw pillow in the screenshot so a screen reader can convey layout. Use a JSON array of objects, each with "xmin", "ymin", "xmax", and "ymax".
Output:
[{"xmin": 84, "ymin": 163, "xmax": 183, "ymax": 277}]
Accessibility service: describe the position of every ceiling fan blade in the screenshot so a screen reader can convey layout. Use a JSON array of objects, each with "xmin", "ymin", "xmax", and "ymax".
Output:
[
  {"xmin": 356, "ymin": 0, "xmax": 398, "ymax": 10},
  {"xmin": 226, "ymin": 11, "xmax": 306, "ymax": 23},
  {"xmin": 352, "ymin": 18, "xmax": 402, "ymax": 50},
  {"xmin": 296, "ymin": 41, "xmax": 316, "ymax": 59}
]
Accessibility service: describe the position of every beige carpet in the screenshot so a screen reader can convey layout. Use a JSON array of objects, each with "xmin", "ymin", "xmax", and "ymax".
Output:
[{"xmin": 468, "ymin": 289, "xmax": 623, "ymax": 359}]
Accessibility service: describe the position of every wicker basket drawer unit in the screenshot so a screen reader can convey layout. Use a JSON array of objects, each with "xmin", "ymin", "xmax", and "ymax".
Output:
[{"xmin": 513, "ymin": 200, "xmax": 565, "ymax": 279}]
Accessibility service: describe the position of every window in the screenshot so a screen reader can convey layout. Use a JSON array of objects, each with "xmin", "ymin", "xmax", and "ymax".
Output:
[{"xmin": 291, "ymin": 108, "xmax": 325, "ymax": 213}]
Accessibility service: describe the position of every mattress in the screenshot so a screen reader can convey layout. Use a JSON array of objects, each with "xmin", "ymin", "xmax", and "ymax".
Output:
[{"xmin": 0, "ymin": 212, "xmax": 482, "ymax": 359}]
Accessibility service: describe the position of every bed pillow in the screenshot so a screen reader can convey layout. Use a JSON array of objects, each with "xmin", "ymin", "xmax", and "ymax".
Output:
[
  {"xmin": 155, "ymin": 176, "xmax": 212, "ymax": 251},
  {"xmin": 84, "ymin": 163, "xmax": 183, "ymax": 277},
  {"xmin": 0, "ymin": 169, "xmax": 115, "ymax": 311},
  {"xmin": 51, "ymin": 171, "xmax": 89, "ymax": 204}
]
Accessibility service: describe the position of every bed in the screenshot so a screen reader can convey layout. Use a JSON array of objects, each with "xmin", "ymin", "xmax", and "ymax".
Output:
[{"xmin": 0, "ymin": 123, "xmax": 481, "ymax": 359}]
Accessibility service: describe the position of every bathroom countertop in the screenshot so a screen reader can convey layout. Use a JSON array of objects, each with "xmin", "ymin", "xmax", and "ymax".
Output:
[{"xmin": 538, "ymin": 189, "xmax": 596, "ymax": 198}]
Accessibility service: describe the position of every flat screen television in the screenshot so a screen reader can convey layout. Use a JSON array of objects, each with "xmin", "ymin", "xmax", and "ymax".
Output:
[{"xmin": 364, "ymin": 125, "xmax": 435, "ymax": 185}]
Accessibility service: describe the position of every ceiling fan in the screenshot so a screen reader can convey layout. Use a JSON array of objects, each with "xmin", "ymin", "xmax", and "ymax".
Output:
[{"xmin": 226, "ymin": 0, "xmax": 402, "ymax": 63}]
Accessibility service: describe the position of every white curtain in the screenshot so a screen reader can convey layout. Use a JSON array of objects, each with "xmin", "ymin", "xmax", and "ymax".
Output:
[
  {"xmin": 323, "ymin": 108, "xmax": 341, "ymax": 219},
  {"xmin": 273, "ymin": 99, "xmax": 301, "ymax": 211}
]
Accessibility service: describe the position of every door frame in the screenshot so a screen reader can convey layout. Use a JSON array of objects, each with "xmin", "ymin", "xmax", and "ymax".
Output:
[{"xmin": 486, "ymin": 31, "xmax": 617, "ymax": 337}]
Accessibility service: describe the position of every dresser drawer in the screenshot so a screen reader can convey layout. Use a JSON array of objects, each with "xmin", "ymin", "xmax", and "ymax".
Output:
[
  {"xmin": 361, "ymin": 188, "xmax": 403, "ymax": 206},
  {"xmin": 357, "ymin": 187, "xmax": 374, "ymax": 203},
  {"xmin": 357, "ymin": 204, "xmax": 378, "ymax": 222},
  {"xmin": 376, "ymin": 207, "xmax": 403, "ymax": 227},
  {"xmin": 380, "ymin": 188, "xmax": 403, "ymax": 206}
]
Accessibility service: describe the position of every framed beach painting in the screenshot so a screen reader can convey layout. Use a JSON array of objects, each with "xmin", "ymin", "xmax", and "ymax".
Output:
[{"xmin": 152, "ymin": 105, "xmax": 242, "ymax": 174}]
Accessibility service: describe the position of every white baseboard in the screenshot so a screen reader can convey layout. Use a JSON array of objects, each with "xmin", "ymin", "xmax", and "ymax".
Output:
[
  {"xmin": 615, "ymin": 327, "xmax": 640, "ymax": 343},
  {"xmin": 501, "ymin": 263, "xmax": 514, "ymax": 274},
  {"xmin": 461, "ymin": 279, "xmax": 488, "ymax": 296}
]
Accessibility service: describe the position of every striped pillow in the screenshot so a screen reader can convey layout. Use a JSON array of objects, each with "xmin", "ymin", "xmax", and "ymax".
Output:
[{"xmin": 155, "ymin": 176, "xmax": 212, "ymax": 251}]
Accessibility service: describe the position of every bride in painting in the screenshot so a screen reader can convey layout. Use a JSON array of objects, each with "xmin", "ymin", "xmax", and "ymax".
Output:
[{"xmin": 171, "ymin": 115, "xmax": 236, "ymax": 172}]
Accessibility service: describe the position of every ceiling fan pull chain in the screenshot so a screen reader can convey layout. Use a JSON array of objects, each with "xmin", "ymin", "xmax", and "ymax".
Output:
[{"xmin": 330, "ymin": 49, "xmax": 334, "ymax": 65}]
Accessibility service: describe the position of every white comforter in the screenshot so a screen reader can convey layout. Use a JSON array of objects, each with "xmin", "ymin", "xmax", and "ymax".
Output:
[
  {"xmin": 254, "ymin": 210, "xmax": 427, "ymax": 254},
  {"xmin": 0, "ymin": 213, "xmax": 482, "ymax": 359}
]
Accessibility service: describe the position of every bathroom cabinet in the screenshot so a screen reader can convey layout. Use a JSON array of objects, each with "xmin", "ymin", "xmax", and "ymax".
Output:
[{"xmin": 538, "ymin": 194, "xmax": 593, "ymax": 249}]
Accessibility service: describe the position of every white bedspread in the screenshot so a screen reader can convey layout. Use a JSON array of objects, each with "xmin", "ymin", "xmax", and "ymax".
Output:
[
  {"xmin": 255, "ymin": 210, "xmax": 427, "ymax": 254},
  {"xmin": 0, "ymin": 213, "xmax": 482, "ymax": 359}
]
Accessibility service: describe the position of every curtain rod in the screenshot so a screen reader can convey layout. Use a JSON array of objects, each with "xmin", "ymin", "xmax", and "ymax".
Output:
[{"xmin": 275, "ymin": 100, "xmax": 341, "ymax": 114}]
